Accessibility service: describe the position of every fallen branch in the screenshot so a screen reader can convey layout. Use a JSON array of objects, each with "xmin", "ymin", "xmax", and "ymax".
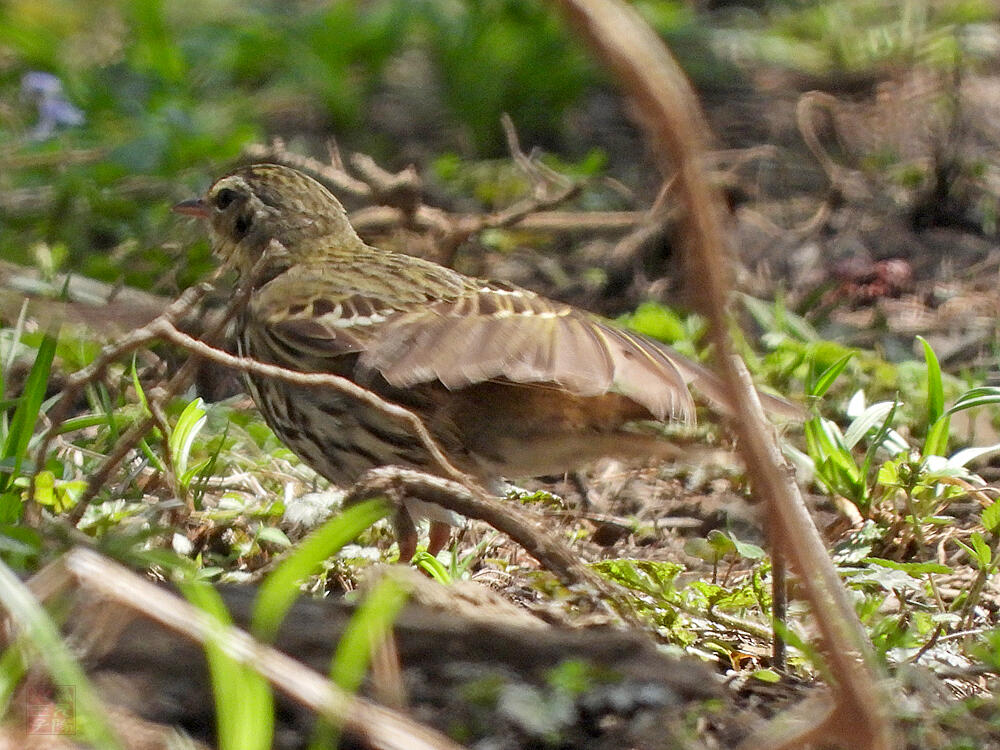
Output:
[{"xmin": 35, "ymin": 548, "xmax": 465, "ymax": 750}]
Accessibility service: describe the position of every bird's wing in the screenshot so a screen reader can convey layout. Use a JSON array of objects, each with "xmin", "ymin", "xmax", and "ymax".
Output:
[
  {"xmin": 245, "ymin": 257, "xmax": 454, "ymax": 363},
  {"xmin": 360, "ymin": 281, "xmax": 696, "ymax": 422},
  {"xmin": 257, "ymin": 270, "xmax": 694, "ymax": 421},
  {"xmin": 252, "ymin": 266, "xmax": 804, "ymax": 424}
]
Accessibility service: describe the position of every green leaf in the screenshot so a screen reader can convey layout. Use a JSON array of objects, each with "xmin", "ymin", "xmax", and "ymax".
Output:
[
  {"xmin": 947, "ymin": 387, "xmax": 1000, "ymax": 414},
  {"xmin": 923, "ymin": 416, "xmax": 951, "ymax": 458},
  {"xmin": 180, "ymin": 582, "xmax": 273, "ymax": 750},
  {"xmin": 310, "ymin": 576, "xmax": 410, "ymax": 749},
  {"xmin": 704, "ymin": 530, "xmax": 765, "ymax": 561},
  {"xmin": 252, "ymin": 498, "xmax": 390, "ymax": 642},
  {"xmin": 809, "ymin": 351, "xmax": 855, "ymax": 399},
  {"xmin": 330, "ymin": 577, "xmax": 408, "ymax": 692},
  {"xmin": 970, "ymin": 532, "xmax": 992, "ymax": 569},
  {"xmin": 412, "ymin": 550, "xmax": 452, "ymax": 584},
  {"xmin": 862, "ymin": 557, "xmax": 952, "ymax": 576},
  {"xmin": 843, "ymin": 401, "xmax": 895, "ymax": 450},
  {"xmin": 954, "ymin": 533, "xmax": 993, "ymax": 570},
  {"xmin": 620, "ymin": 302, "xmax": 688, "ymax": 343},
  {"xmin": 729, "ymin": 535, "xmax": 766, "ymax": 561},
  {"xmin": 706, "ymin": 529, "xmax": 736, "ymax": 556},
  {"xmin": 179, "ymin": 459, "xmax": 211, "ymax": 489},
  {"xmin": 982, "ymin": 501, "xmax": 1000, "ymax": 535},
  {"xmin": 948, "ymin": 442, "xmax": 1000, "ymax": 469},
  {"xmin": 856, "ymin": 399, "xmax": 901, "ymax": 512},
  {"xmin": 256, "ymin": 526, "xmax": 291, "ymax": 548},
  {"xmin": 31, "ymin": 470, "xmax": 55, "ymax": 507},
  {"xmin": 169, "ymin": 398, "xmax": 207, "ymax": 484},
  {"xmin": 1, "ymin": 332, "xmax": 57, "ymax": 492},
  {"xmin": 590, "ymin": 559, "xmax": 684, "ymax": 599},
  {"xmin": 918, "ymin": 336, "xmax": 944, "ymax": 426},
  {"xmin": 805, "ymin": 417, "xmax": 863, "ymax": 500},
  {"xmin": 130, "ymin": 355, "xmax": 151, "ymax": 416}
]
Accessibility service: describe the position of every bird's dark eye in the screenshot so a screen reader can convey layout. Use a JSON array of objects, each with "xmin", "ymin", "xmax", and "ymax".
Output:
[
  {"xmin": 214, "ymin": 188, "xmax": 238, "ymax": 210},
  {"xmin": 234, "ymin": 213, "xmax": 253, "ymax": 239}
]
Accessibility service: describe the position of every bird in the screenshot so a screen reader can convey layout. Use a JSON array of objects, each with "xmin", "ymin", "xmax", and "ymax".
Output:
[{"xmin": 173, "ymin": 163, "xmax": 785, "ymax": 560}]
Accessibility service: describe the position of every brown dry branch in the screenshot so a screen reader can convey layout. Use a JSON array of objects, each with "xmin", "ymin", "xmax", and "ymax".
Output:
[
  {"xmin": 347, "ymin": 204, "xmax": 643, "ymax": 236},
  {"xmin": 348, "ymin": 152, "xmax": 423, "ymax": 217},
  {"xmin": 32, "ymin": 548, "xmax": 464, "ymax": 750},
  {"xmin": 342, "ymin": 467, "xmax": 642, "ymax": 621},
  {"xmin": 245, "ymin": 135, "xmax": 596, "ymax": 267},
  {"xmin": 552, "ymin": 1, "xmax": 896, "ymax": 749}
]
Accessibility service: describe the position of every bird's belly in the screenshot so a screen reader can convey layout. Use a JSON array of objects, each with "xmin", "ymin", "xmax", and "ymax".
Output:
[{"xmin": 245, "ymin": 374, "xmax": 430, "ymax": 487}]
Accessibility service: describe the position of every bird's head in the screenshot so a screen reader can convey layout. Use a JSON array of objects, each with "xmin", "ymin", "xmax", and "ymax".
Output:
[{"xmin": 173, "ymin": 163, "xmax": 362, "ymax": 274}]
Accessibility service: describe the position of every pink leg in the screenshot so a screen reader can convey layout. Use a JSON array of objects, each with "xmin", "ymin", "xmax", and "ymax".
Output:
[
  {"xmin": 393, "ymin": 509, "xmax": 418, "ymax": 563},
  {"xmin": 426, "ymin": 521, "xmax": 452, "ymax": 557}
]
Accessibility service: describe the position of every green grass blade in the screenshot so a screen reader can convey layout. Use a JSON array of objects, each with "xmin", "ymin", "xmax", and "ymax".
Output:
[
  {"xmin": 948, "ymin": 387, "xmax": 1000, "ymax": 414},
  {"xmin": 923, "ymin": 415, "xmax": 951, "ymax": 458},
  {"xmin": 918, "ymin": 336, "xmax": 944, "ymax": 426},
  {"xmin": 252, "ymin": 498, "xmax": 390, "ymax": 642},
  {"xmin": 809, "ymin": 351, "xmax": 855, "ymax": 399},
  {"xmin": 1, "ymin": 332, "xmax": 57, "ymax": 492},
  {"xmin": 858, "ymin": 399, "xmax": 899, "ymax": 511},
  {"xmin": 310, "ymin": 575, "xmax": 409, "ymax": 750},
  {"xmin": 169, "ymin": 398, "xmax": 207, "ymax": 484},
  {"xmin": 0, "ymin": 559, "xmax": 122, "ymax": 749},
  {"xmin": 180, "ymin": 581, "xmax": 274, "ymax": 750}
]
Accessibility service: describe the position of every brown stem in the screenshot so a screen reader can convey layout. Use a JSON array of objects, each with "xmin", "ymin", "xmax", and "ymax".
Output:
[{"xmin": 551, "ymin": 1, "xmax": 895, "ymax": 748}]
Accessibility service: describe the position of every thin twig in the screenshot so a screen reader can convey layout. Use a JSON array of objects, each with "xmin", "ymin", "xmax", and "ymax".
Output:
[
  {"xmin": 152, "ymin": 324, "xmax": 476, "ymax": 488},
  {"xmin": 343, "ymin": 467, "xmax": 645, "ymax": 627}
]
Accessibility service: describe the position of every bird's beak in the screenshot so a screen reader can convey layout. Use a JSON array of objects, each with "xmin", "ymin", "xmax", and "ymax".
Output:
[{"xmin": 172, "ymin": 198, "xmax": 209, "ymax": 218}]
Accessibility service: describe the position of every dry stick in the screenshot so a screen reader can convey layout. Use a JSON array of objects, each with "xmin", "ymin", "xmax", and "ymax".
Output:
[
  {"xmin": 54, "ymin": 548, "xmax": 463, "ymax": 750},
  {"xmin": 33, "ymin": 282, "xmax": 214, "ymax": 521},
  {"xmin": 552, "ymin": 2, "xmax": 895, "ymax": 749},
  {"xmin": 342, "ymin": 467, "xmax": 640, "ymax": 620}
]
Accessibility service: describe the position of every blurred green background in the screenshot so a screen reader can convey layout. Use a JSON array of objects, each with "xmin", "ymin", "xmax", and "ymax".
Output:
[{"xmin": 0, "ymin": 0, "xmax": 992, "ymax": 291}]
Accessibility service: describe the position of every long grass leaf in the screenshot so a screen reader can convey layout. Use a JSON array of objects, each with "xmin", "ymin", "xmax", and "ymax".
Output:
[
  {"xmin": 310, "ymin": 576, "xmax": 410, "ymax": 750},
  {"xmin": 918, "ymin": 336, "xmax": 944, "ymax": 426},
  {"xmin": 0, "ymin": 559, "xmax": 122, "ymax": 748},
  {"xmin": 252, "ymin": 498, "xmax": 390, "ymax": 642},
  {"xmin": 1, "ymin": 332, "xmax": 57, "ymax": 492},
  {"xmin": 181, "ymin": 581, "xmax": 274, "ymax": 750}
]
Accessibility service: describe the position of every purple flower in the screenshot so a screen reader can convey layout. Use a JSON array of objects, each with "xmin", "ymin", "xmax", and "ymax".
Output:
[{"xmin": 21, "ymin": 71, "xmax": 85, "ymax": 140}]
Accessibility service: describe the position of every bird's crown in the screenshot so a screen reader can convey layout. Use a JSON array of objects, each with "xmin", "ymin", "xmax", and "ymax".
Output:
[{"xmin": 195, "ymin": 163, "xmax": 363, "ymax": 271}]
